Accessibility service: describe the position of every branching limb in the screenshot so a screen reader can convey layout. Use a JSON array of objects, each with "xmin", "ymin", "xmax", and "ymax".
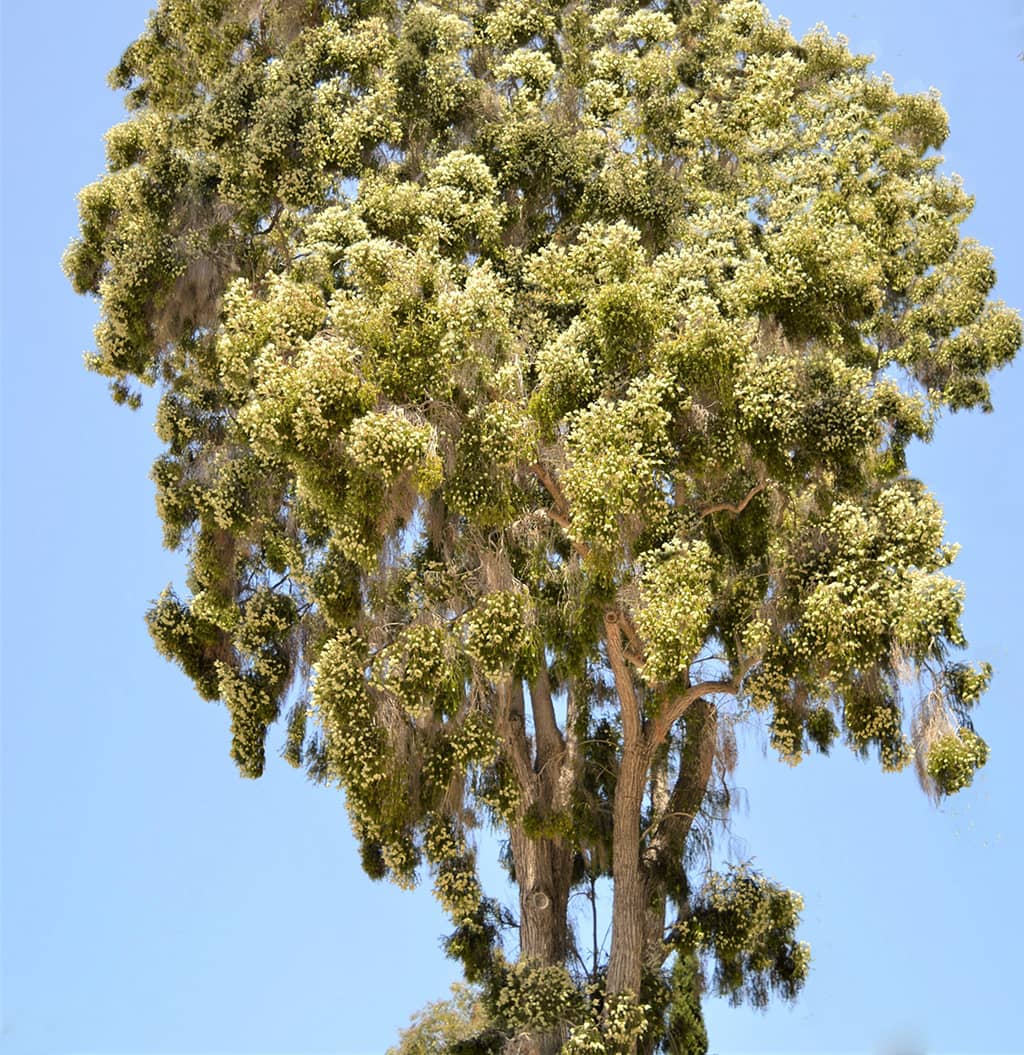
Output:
[{"xmin": 650, "ymin": 677, "xmax": 739, "ymax": 748}]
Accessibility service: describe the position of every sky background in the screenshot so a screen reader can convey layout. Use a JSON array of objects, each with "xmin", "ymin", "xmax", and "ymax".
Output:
[{"xmin": 2, "ymin": 1, "xmax": 1023, "ymax": 1053}]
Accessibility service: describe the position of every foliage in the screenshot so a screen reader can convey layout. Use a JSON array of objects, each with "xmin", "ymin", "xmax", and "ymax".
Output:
[
  {"xmin": 925, "ymin": 728, "xmax": 990, "ymax": 796},
  {"xmin": 671, "ymin": 865, "xmax": 809, "ymax": 1008},
  {"xmin": 69, "ymin": 0, "xmax": 1017, "ymax": 1050},
  {"xmin": 563, "ymin": 993, "xmax": 651, "ymax": 1055},
  {"xmin": 389, "ymin": 984, "xmax": 500, "ymax": 1055},
  {"xmin": 494, "ymin": 961, "xmax": 585, "ymax": 1032}
]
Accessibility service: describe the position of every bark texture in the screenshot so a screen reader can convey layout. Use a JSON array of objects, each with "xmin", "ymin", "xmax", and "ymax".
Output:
[{"xmin": 501, "ymin": 672, "xmax": 576, "ymax": 1055}]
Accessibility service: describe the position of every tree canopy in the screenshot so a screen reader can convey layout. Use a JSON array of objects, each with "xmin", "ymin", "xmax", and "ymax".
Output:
[{"xmin": 67, "ymin": 0, "xmax": 1019, "ymax": 1051}]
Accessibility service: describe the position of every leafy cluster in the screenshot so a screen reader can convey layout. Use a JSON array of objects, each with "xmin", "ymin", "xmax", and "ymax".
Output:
[
  {"xmin": 926, "ymin": 728, "xmax": 990, "ymax": 795},
  {"xmin": 563, "ymin": 993, "xmax": 651, "ymax": 1055},
  {"xmin": 673, "ymin": 866, "xmax": 809, "ymax": 1008}
]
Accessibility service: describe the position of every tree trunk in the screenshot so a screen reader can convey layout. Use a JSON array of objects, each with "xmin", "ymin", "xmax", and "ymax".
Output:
[
  {"xmin": 508, "ymin": 828, "xmax": 573, "ymax": 1055},
  {"xmin": 640, "ymin": 701, "xmax": 717, "ymax": 1055},
  {"xmin": 510, "ymin": 828, "xmax": 573, "ymax": 966},
  {"xmin": 606, "ymin": 738, "xmax": 648, "ymax": 999},
  {"xmin": 604, "ymin": 612, "xmax": 650, "ymax": 1007},
  {"xmin": 502, "ymin": 671, "xmax": 574, "ymax": 1055}
]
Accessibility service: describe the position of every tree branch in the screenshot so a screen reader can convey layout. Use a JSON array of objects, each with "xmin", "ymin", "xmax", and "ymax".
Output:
[
  {"xmin": 616, "ymin": 607, "xmax": 647, "ymax": 667},
  {"xmin": 254, "ymin": 201, "xmax": 283, "ymax": 236},
  {"xmin": 649, "ymin": 677, "xmax": 740, "ymax": 748},
  {"xmin": 604, "ymin": 610, "xmax": 645, "ymax": 750},
  {"xmin": 643, "ymin": 700, "xmax": 718, "ymax": 970},
  {"xmin": 496, "ymin": 678, "xmax": 536, "ymax": 801},
  {"xmin": 698, "ymin": 479, "xmax": 765, "ymax": 518},
  {"xmin": 559, "ymin": 682, "xmax": 583, "ymax": 809},
  {"xmin": 531, "ymin": 462, "xmax": 591, "ymax": 559},
  {"xmin": 648, "ymin": 701, "xmax": 717, "ymax": 856},
  {"xmin": 532, "ymin": 461, "xmax": 569, "ymax": 516},
  {"xmin": 530, "ymin": 664, "xmax": 565, "ymax": 775}
]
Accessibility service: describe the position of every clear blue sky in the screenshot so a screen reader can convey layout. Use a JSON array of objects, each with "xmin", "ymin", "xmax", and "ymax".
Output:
[{"xmin": 2, "ymin": 2, "xmax": 1022, "ymax": 1053}]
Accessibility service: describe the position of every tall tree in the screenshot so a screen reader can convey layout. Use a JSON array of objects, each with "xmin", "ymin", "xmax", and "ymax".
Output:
[{"xmin": 67, "ymin": 0, "xmax": 1018, "ymax": 1051}]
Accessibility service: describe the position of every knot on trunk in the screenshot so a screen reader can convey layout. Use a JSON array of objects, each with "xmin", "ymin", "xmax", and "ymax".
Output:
[{"xmin": 526, "ymin": 888, "xmax": 551, "ymax": 912}]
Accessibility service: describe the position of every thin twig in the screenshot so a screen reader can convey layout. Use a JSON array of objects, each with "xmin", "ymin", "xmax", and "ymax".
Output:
[{"xmin": 254, "ymin": 201, "xmax": 283, "ymax": 236}]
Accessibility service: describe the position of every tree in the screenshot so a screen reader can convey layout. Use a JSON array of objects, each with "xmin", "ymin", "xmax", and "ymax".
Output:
[{"xmin": 66, "ymin": 0, "xmax": 1019, "ymax": 1051}]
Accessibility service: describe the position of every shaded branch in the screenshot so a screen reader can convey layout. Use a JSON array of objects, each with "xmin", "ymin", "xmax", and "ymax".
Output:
[
  {"xmin": 531, "ymin": 462, "xmax": 591, "ymax": 560},
  {"xmin": 530, "ymin": 663, "xmax": 565, "ymax": 774},
  {"xmin": 254, "ymin": 201, "xmax": 284, "ymax": 236},
  {"xmin": 698, "ymin": 479, "xmax": 766, "ymax": 519},
  {"xmin": 648, "ymin": 701, "xmax": 717, "ymax": 857},
  {"xmin": 496, "ymin": 678, "xmax": 536, "ymax": 802},
  {"xmin": 644, "ymin": 700, "xmax": 719, "ymax": 971}
]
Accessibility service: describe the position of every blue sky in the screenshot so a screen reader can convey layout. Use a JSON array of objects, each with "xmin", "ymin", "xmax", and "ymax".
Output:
[{"xmin": 2, "ymin": 1, "xmax": 1022, "ymax": 1053}]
